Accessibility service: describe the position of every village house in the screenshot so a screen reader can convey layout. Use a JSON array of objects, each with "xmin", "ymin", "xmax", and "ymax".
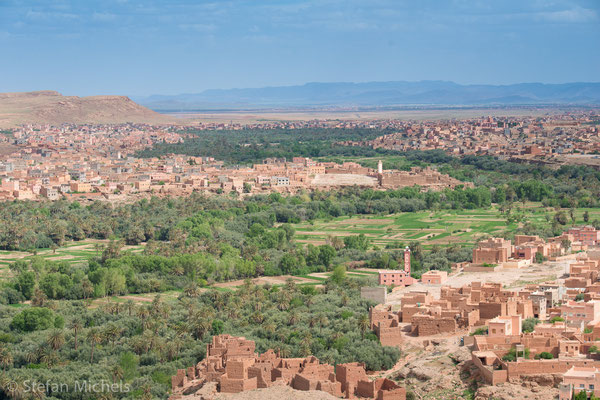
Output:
[{"xmin": 170, "ymin": 335, "xmax": 406, "ymax": 399}]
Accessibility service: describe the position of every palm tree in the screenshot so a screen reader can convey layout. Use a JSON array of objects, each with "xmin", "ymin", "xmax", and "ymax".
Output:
[
  {"xmin": 341, "ymin": 294, "xmax": 349, "ymax": 306},
  {"xmin": 285, "ymin": 278, "xmax": 297, "ymax": 292},
  {"xmin": 103, "ymin": 324, "xmax": 122, "ymax": 348},
  {"xmin": 330, "ymin": 331, "xmax": 343, "ymax": 342},
  {"xmin": 317, "ymin": 313, "xmax": 329, "ymax": 334},
  {"xmin": 172, "ymin": 338, "xmax": 183, "ymax": 360},
  {"xmin": 197, "ymin": 306, "xmax": 215, "ymax": 320},
  {"xmin": 190, "ymin": 318, "xmax": 211, "ymax": 340},
  {"xmin": 358, "ymin": 314, "xmax": 370, "ymax": 339},
  {"xmin": 0, "ymin": 346, "xmax": 13, "ymax": 371},
  {"xmin": 130, "ymin": 335, "xmax": 148, "ymax": 355},
  {"xmin": 0, "ymin": 376, "xmax": 23, "ymax": 399},
  {"xmin": 81, "ymin": 278, "xmax": 94, "ymax": 300},
  {"xmin": 180, "ymin": 298, "xmax": 195, "ymax": 319},
  {"xmin": 87, "ymin": 328, "xmax": 102, "ymax": 363},
  {"xmin": 39, "ymin": 349, "xmax": 59, "ymax": 367},
  {"xmin": 125, "ymin": 299, "xmax": 135, "ymax": 316},
  {"xmin": 277, "ymin": 296, "xmax": 290, "ymax": 311},
  {"xmin": 214, "ymin": 294, "xmax": 225, "ymax": 311},
  {"xmin": 31, "ymin": 288, "xmax": 47, "ymax": 307},
  {"xmin": 251, "ymin": 311, "xmax": 265, "ymax": 324},
  {"xmin": 136, "ymin": 306, "xmax": 150, "ymax": 329},
  {"xmin": 47, "ymin": 329, "xmax": 65, "ymax": 351},
  {"xmin": 183, "ymin": 283, "xmax": 201, "ymax": 298},
  {"xmin": 275, "ymin": 345, "xmax": 289, "ymax": 358},
  {"xmin": 69, "ymin": 318, "xmax": 82, "ymax": 351},
  {"xmin": 141, "ymin": 383, "xmax": 152, "ymax": 400},
  {"xmin": 111, "ymin": 365, "xmax": 124, "ymax": 383},
  {"xmin": 25, "ymin": 350, "xmax": 38, "ymax": 364},
  {"xmin": 173, "ymin": 322, "xmax": 189, "ymax": 339},
  {"xmin": 227, "ymin": 306, "xmax": 239, "ymax": 320},
  {"xmin": 305, "ymin": 296, "xmax": 314, "ymax": 309},
  {"xmin": 151, "ymin": 294, "xmax": 162, "ymax": 316},
  {"xmin": 263, "ymin": 322, "xmax": 276, "ymax": 336},
  {"xmin": 288, "ymin": 311, "xmax": 299, "ymax": 326},
  {"xmin": 300, "ymin": 333, "xmax": 312, "ymax": 357}
]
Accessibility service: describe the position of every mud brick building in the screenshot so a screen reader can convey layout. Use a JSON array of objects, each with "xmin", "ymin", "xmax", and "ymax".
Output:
[
  {"xmin": 420, "ymin": 270, "xmax": 448, "ymax": 284},
  {"xmin": 378, "ymin": 247, "xmax": 415, "ymax": 288},
  {"xmin": 559, "ymin": 366, "xmax": 600, "ymax": 399},
  {"xmin": 473, "ymin": 238, "xmax": 512, "ymax": 264},
  {"xmin": 568, "ymin": 226, "xmax": 600, "ymax": 246},
  {"xmin": 559, "ymin": 300, "xmax": 600, "ymax": 329},
  {"xmin": 370, "ymin": 281, "xmax": 540, "ymax": 342},
  {"xmin": 170, "ymin": 334, "xmax": 406, "ymax": 399},
  {"xmin": 377, "ymin": 166, "xmax": 470, "ymax": 190}
]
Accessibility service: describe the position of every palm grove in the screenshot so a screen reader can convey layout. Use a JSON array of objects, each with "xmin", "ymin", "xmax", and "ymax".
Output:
[{"xmin": 3, "ymin": 128, "xmax": 600, "ymax": 398}]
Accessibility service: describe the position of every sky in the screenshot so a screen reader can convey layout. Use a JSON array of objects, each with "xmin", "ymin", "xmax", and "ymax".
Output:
[{"xmin": 0, "ymin": 0, "xmax": 599, "ymax": 96}]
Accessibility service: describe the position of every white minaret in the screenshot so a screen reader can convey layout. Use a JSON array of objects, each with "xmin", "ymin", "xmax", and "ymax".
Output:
[{"xmin": 377, "ymin": 160, "xmax": 383, "ymax": 174}]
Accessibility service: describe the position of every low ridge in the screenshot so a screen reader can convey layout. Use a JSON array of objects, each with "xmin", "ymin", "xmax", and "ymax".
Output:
[{"xmin": 0, "ymin": 90, "xmax": 174, "ymax": 127}]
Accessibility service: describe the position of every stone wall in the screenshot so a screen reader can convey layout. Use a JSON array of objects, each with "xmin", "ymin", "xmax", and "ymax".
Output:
[
  {"xmin": 506, "ymin": 359, "xmax": 600, "ymax": 379},
  {"xmin": 411, "ymin": 314, "xmax": 457, "ymax": 336},
  {"xmin": 361, "ymin": 286, "xmax": 387, "ymax": 304}
]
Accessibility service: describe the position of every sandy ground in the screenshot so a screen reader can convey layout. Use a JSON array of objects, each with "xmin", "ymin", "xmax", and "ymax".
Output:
[
  {"xmin": 386, "ymin": 260, "xmax": 568, "ymax": 305},
  {"xmin": 311, "ymin": 173, "xmax": 377, "ymax": 186},
  {"xmin": 171, "ymin": 107, "xmax": 561, "ymax": 125},
  {"xmin": 183, "ymin": 382, "xmax": 339, "ymax": 400},
  {"xmin": 212, "ymin": 275, "xmax": 316, "ymax": 288},
  {"xmin": 376, "ymin": 260, "xmax": 570, "ymax": 399},
  {"xmin": 215, "ymin": 386, "xmax": 339, "ymax": 400}
]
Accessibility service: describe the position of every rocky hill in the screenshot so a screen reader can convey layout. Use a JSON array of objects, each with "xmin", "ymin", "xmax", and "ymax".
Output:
[{"xmin": 0, "ymin": 91, "xmax": 174, "ymax": 127}]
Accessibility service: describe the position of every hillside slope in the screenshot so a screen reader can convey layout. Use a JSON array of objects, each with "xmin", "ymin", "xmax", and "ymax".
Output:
[{"xmin": 0, "ymin": 91, "xmax": 174, "ymax": 127}]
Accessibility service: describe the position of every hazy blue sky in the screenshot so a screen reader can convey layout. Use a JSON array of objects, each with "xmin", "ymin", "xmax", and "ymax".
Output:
[{"xmin": 1, "ymin": 0, "xmax": 599, "ymax": 96}]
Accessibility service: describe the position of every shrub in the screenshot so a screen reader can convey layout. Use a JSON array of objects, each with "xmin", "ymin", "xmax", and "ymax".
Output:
[
  {"xmin": 522, "ymin": 317, "xmax": 540, "ymax": 333},
  {"xmin": 10, "ymin": 307, "xmax": 55, "ymax": 332},
  {"xmin": 502, "ymin": 347, "xmax": 529, "ymax": 362},
  {"xmin": 470, "ymin": 327, "xmax": 488, "ymax": 336},
  {"xmin": 535, "ymin": 352, "xmax": 553, "ymax": 359}
]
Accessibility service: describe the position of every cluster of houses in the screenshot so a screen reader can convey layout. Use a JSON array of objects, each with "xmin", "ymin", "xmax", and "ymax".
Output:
[
  {"xmin": 374, "ymin": 229, "xmax": 599, "ymax": 290},
  {"xmin": 170, "ymin": 334, "xmax": 406, "ymax": 399},
  {"xmin": 341, "ymin": 113, "xmax": 600, "ymax": 160},
  {"xmin": 0, "ymin": 145, "xmax": 467, "ymax": 202},
  {"xmin": 366, "ymin": 226, "xmax": 600, "ymax": 399}
]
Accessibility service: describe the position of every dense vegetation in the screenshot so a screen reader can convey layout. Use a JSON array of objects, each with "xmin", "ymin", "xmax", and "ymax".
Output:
[
  {"xmin": 3, "ymin": 126, "xmax": 600, "ymax": 398},
  {"xmin": 355, "ymin": 150, "xmax": 600, "ymax": 208},
  {"xmin": 136, "ymin": 128, "xmax": 400, "ymax": 164},
  {"xmin": 137, "ymin": 127, "xmax": 600, "ymax": 208},
  {"xmin": 0, "ymin": 186, "xmax": 498, "ymax": 254},
  {"xmin": 0, "ymin": 277, "xmax": 400, "ymax": 399}
]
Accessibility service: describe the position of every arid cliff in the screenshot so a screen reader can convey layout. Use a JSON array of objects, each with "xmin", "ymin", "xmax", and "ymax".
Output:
[{"xmin": 0, "ymin": 91, "xmax": 174, "ymax": 127}]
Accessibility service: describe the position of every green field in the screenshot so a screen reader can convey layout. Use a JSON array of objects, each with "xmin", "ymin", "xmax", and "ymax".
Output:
[
  {"xmin": 292, "ymin": 205, "xmax": 600, "ymax": 249},
  {"xmin": 0, "ymin": 240, "xmax": 144, "ymax": 279}
]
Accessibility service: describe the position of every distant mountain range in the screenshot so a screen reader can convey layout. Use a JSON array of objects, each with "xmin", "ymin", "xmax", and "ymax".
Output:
[{"xmin": 136, "ymin": 81, "xmax": 600, "ymax": 111}]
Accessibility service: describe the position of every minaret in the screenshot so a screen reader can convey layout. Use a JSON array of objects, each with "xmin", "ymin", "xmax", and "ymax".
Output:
[
  {"xmin": 404, "ymin": 246, "xmax": 411, "ymax": 275},
  {"xmin": 377, "ymin": 160, "xmax": 383, "ymax": 174}
]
